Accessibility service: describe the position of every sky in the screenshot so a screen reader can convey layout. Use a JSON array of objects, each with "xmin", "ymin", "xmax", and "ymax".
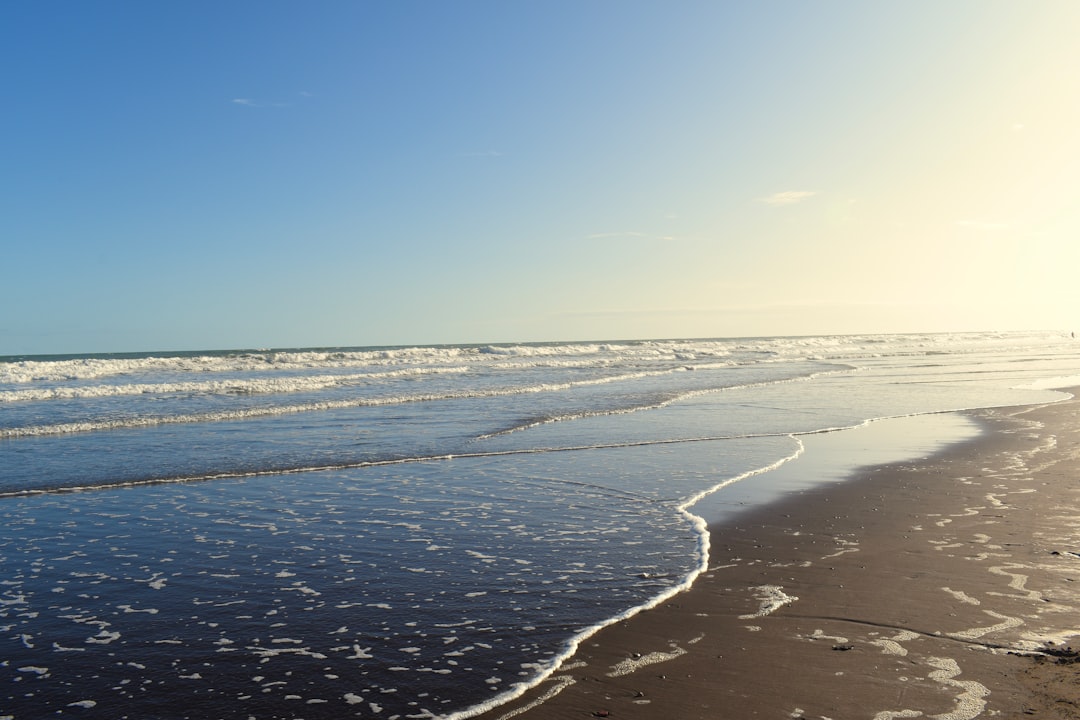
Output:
[{"xmin": 3, "ymin": 1, "xmax": 1080, "ymax": 354}]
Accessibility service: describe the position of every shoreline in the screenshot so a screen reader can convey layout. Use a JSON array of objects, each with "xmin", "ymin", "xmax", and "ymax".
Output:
[{"xmin": 467, "ymin": 392, "xmax": 1080, "ymax": 719}]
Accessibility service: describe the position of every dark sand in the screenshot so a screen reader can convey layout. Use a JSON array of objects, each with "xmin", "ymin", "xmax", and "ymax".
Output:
[{"xmin": 472, "ymin": 393, "xmax": 1080, "ymax": 720}]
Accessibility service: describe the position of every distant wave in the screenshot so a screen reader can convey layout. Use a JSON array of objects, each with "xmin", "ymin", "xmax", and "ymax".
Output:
[
  {"xmin": 2, "ymin": 331, "xmax": 1059, "ymax": 384},
  {"xmin": 0, "ymin": 368, "xmax": 705, "ymax": 438},
  {"xmin": 0, "ymin": 366, "xmax": 470, "ymax": 403},
  {"xmin": 475, "ymin": 369, "xmax": 846, "ymax": 439},
  {"xmin": 0, "ymin": 343, "xmax": 681, "ymax": 383}
]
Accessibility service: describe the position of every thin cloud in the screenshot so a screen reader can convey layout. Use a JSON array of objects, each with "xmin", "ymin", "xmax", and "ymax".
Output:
[
  {"xmin": 585, "ymin": 231, "xmax": 676, "ymax": 241},
  {"xmin": 231, "ymin": 98, "xmax": 289, "ymax": 108},
  {"xmin": 760, "ymin": 191, "xmax": 816, "ymax": 206}
]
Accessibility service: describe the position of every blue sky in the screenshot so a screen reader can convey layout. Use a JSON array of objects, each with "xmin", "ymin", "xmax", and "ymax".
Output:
[{"xmin": 3, "ymin": 1, "xmax": 1079, "ymax": 354}]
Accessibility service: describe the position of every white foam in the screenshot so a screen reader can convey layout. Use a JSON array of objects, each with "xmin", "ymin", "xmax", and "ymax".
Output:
[
  {"xmin": 607, "ymin": 643, "xmax": 687, "ymax": 677},
  {"xmin": 86, "ymin": 630, "xmax": 121, "ymax": 644},
  {"xmin": 346, "ymin": 645, "xmax": 374, "ymax": 660},
  {"xmin": 925, "ymin": 657, "xmax": 988, "ymax": 720},
  {"xmin": 948, "ymin": 610, "xmax": 1023, "ymax": 640},
  {"xmin": 1019, "ymin": 374, "xmax": 1080, "ymax": 390},
  {"xmin": 942, "ymin": 588, "xmax": 981, "ymax": 606},
  {"xmin": 869, "ymin": 630, "xmax": 920, "ymax": 656},
  {"xmin": 246, "ymin": 645, "xmax": 328, "ymax": 660},
  {"xmin": 17, "ymin": 666, "xmax": 49, "ymax": 675},
  {"xmin": 738, "ymin": 585, "xmax": 800, "ymax": 619},
  {"xmin": 52, "ymin": 642, "xmax": 85, "ymax": 652}
]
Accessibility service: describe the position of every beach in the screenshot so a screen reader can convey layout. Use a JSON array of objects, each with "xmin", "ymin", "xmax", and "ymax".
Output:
[
  {"xmin": 470, "ymin": 392, "xmax": 1080, "ymax": 720},
  {"xmin": 3, "ymin": 335, "xmax": 1077, "ymax": 718}
]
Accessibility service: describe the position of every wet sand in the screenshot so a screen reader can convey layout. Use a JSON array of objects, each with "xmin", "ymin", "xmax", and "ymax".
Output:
[{"xmin": 471, "ymin": 392, "xmax": 1080, "ymax": 720}]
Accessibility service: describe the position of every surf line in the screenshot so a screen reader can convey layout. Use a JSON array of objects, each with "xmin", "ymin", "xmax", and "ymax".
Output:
[
  {"xmin": 0, "ymin": 427, "xmax": 815, "ymax": 500},
  {"xmin": 441, "ymin": 442, "xmax": 806, "ymax": 720},
  {"xmin": 3, "ymin": 403, "xmax": 987, "ymax": 501}
]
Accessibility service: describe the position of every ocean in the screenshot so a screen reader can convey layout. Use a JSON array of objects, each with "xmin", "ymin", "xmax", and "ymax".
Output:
[{"xmin": 2, "ymin": 332, "xmax": 1078, "ymax": 719}]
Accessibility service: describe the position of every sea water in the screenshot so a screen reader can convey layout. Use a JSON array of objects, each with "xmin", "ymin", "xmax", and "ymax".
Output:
[{"xmin": 1, "ymin": 332, "xmax": 1078, "ymax": 719}]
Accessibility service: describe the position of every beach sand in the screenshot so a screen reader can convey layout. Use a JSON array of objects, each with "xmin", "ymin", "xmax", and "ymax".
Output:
[{"xmin": 471, "ymin": 392, "xmax": 1080, "ymax": 720}]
